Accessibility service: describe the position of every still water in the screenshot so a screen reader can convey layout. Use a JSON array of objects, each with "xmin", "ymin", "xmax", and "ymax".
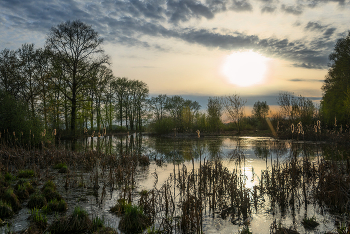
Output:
[{"xmin": 4, "ymin": 135, "xmax": 347, "ymax": 234}]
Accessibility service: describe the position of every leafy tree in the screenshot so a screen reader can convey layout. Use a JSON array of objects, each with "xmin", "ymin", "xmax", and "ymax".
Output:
[
  {"xmin": 321, "ymin": 31, "xmax": 350, "ymax": 126},
  {"xmin": 207, "ymin": 97, "xmax": 222, "ymax": 132},
  {"xmin": 252, "ymin": 100, "xmax": 269, "ymax": 130},
  {"xmin": 221, "ymin": 94, "xmax": 246, "ymax": 134},
  {"xmin": 0, "ymin": 48, "xmax": 22, "ymax": 99},
  {"xmin": 46, "ymin": 20, "xmax": 109, "ymax": 137}
]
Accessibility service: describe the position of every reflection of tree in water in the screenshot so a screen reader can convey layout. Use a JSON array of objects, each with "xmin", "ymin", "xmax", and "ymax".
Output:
[{"xmin": 207, "ymin": 137, "xmax": 224, "ymax": 159}]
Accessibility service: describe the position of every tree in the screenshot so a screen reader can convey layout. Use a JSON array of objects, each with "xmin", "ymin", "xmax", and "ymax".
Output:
[
  {"xmin": 46, "ymin": 20, "xmax": 109, "ymax": 137},
  {"xmin": 207, "ymin": 97, "xmax": 222, "ymax": 132},
  {"xmin": 252, "ymin": 100, "xmax": 269, "ymax": 130},
  {"xmin": 321, "ymin": 31, "xmax": 350, "ymax": 126},
  {"xmin": 252, "ymin": 101, "xmax": 269, "ymax": 120},
  {"xmin": 221, "ymin": 94, "xmax": 246, "ymax": 134}
]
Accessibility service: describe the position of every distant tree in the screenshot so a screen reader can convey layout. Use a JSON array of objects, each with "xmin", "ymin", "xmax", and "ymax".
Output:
[
  {"xmin": 0, "ymin": 48, "xmax": 22, "ymax": 99},
  {"xmin": 278, "ymin": 92, "xmax": 315, "ymax": 124},
  {"xmin": 252, "ymin": 100, "xmax": 269, "ymax": 130},
  {"xmin": 207, "ymin": 97, "xmax": 222, "ymax": 132},
  {"xmin": 252, "ymin": 101, "xmax": 269, "ymax": 120},
  {"xmin": 321, "ymin": 31, "xmax": 350, "ymax": 126},
  {"xmin": 221, "ymin": 94, "xmax": 246, "ymax": 134},
  {"xmin": 46, "ymin": 20, "xmax": 109, "ymax": 137},
  {"xmin": 149, "ymin": 94, "xmax": 168, "ymax": 121}
]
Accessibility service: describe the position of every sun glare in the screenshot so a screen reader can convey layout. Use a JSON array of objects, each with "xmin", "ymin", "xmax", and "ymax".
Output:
[{"xmin": 221, "ymin": 51, "xmax": 269, "ymax": 87}]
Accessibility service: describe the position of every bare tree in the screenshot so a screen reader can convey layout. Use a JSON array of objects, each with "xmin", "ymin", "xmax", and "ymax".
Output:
[
  {"xmin": 46, "ymin": 20, "xmax": 109, "ymax": 137},
  {"xmin": 222, "ymin": 94, "xmax": 247, "ymax": 134}
]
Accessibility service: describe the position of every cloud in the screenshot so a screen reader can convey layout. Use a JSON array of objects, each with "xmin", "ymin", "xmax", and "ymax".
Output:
[
  {"xmin": 281, "ymin": 4, "xmax": 303, "ymax": 15},
  {"xmin": 305, "ymin": 22, "xmax": 326, "ymax": 31},
  {"xmin": 0, "ymin": 0, "xmax": 343, "ymax": 69},
  {"xmin": 230, "ymin": 0, "xmax": 253, "ymax": 12},
  {"xmin": 289, "ymin": 78, "xmax": 325, "ymax": 82},
  {"xmin": 261, "ymin": 5, "xmax": 276, "ymax": 13}
]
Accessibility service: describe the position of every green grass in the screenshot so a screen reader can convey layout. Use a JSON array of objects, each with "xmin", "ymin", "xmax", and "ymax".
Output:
[
  {"xmin": 17, "ymin": 169, "xmax": 35, "ymax": 178},
  {"xmin": 302, "ymin": 217, "xmax": 319, "ymax": 229},
  {"xmin": 27, "ymin": 193, "xmax": 47, "ymax": 209},
  {"xmin": 0, "ymin": 200, "xmax": 13, "ymax": 219},
  {"xmin": 30, "ymin": 208, "xmax": 47, "ymax": 229}
]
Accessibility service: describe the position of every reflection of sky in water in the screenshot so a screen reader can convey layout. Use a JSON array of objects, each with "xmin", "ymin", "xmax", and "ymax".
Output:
[{"xmin": 67, "ymin": 135, "xmax": 334, "ymax": 234}]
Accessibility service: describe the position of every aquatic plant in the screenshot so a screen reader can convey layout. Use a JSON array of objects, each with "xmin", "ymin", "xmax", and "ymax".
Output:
[
  {"xmin": 42, "ymin": 199, "xmax": 67, "ymax": 213},
  {"xmin": 0, "ymin": 200, "xmax": 13, "ymax": 219},
  {"xmin": 29, "ymin": 208, "xmax": 47, "ymax": 230},
  {"xmin": 302, "ymin": 217, "xmax": 319, "ymax": 229},
  {"xmin": 17, "ymin": 169, "xmax": 35, "ymax": 178},
  {"xmin": 2, "ymin": 188, "xmax": 21, "ymax": 211},
  {"xmin": 27, "ymin": 193, "xmax": 47, "ymax": 209},
  {"xmin": 119, "ymin": 204, "xmax": 151, "ymax": 234}
]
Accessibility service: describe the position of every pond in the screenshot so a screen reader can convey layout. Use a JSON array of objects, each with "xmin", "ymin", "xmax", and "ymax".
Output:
[{"xmin": 2, "ymin": 134, "xmax": 349, "ymax": 234}]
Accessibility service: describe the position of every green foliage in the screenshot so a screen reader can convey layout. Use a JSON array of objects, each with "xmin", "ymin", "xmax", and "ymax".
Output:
[
  {"xmin": 47, "ymin": 206, "xmax": 93, "ymax": 234},
  {"xmin": 240, "ymin": 226, "xmax": 253, "ymax": 234},
  {"xmin": 321, "ymin": 32, "xmax": 350, "ymax": 126},
  {"xmin": 301, "ymin": 217, "xmax": 319, "ymax": 229},
  {"xmin": 118, "ymin": 203, "xmax": 151, "ymax": 234},
  {"xmin": 42, "ymin": 199, "xmax": 67, "ymax": 213},
  {"xmin": 17, "ymin": 169, "xmax": 35, "ymax": 178},
  {"xmin": 53, "ymin": 163, "xmax": 66, "ymax": 169},
  {"xmin": 30, "ymin": 208, "xmax": 47, "ymax": 229},
  {"xmin": 4, "ymin": 172, "xmax": 15, "ymax": 181},
  {"xmin": 2, "ymin": 188, "xmax": 21, "ymax": 211},
  {"xmin": 28, "ymin": 193, "xmax": 47, "ymax": 209},
  {"xmin": 0, "ymin": 91, "xmax": 45, "ymax": 145},
  {"xmin": 150, "ymin": 117, "xmax": 175, "ymax": 134},
  {"xmin": 110, "ymin": 198, "xmax": 131, "ymax": 215},
  {"xmin": 92, "ymin": 216, "xmax": 105, "ymax": 231},
  {"xmin": 0, "ymin": 200, "xmax": 13, "ymax": 219},
  {"xmin": 207, "ymin": 97, "xmax": 223, "ymax": 132}
]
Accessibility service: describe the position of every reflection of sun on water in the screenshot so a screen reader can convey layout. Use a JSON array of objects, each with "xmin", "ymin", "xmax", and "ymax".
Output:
[
  {"xmin": 221, "ymin": 51, "xmax": 270, "ymax": 87},
  {"xmin": 242, "ymin": 166, "xmax": 258, "ymax": 189}
]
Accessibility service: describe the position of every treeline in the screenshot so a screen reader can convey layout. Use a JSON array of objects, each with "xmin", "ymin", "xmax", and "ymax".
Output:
[{"xmin": 0, "ymin": 20, "xmax": 149, "ymax": 143}]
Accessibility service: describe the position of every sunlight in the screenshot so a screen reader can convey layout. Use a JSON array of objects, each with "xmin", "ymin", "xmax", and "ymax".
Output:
[{"xmin": 221, "ymin": 51, "xmax": 270, "ymax": 87}]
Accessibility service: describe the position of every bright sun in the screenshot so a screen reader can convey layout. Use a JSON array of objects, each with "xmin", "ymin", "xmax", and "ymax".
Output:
[{"xmin": 221, "ymin": 51, "xmax": 269, "ymax": 87}]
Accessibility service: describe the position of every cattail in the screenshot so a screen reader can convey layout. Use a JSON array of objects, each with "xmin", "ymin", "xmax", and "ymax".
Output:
[
  {"xmin": 53, "ymin": 129, "xmax": 56, "ymax": 135},
  {"xmin": 13, "ymin": 131, "xmax": 15, "ymax": 136},
  {"xmin": 291, "ymin": 124, "xmax": 294, "ymax": 133},
  {"xmin": 21, "ymin": 132, "xmax": 23, "ymax": 136},
  {"xmin": 335, "ymin": 116, "xmax": 337, "ymax": 127},
  {"xmin": 314, "ymin": 125, "xmax": 317, "ymax": 133}
]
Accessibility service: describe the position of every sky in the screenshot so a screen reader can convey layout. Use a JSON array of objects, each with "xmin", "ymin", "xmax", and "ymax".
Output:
[{"xmin": 0, "ymin": 0, "xmax": 349, "ymax": 109}]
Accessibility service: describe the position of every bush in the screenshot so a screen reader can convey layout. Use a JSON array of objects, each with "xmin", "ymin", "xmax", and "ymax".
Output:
[{"xmin": 150, "ymin": 118, "xmax": 175, "ymax": 134}]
